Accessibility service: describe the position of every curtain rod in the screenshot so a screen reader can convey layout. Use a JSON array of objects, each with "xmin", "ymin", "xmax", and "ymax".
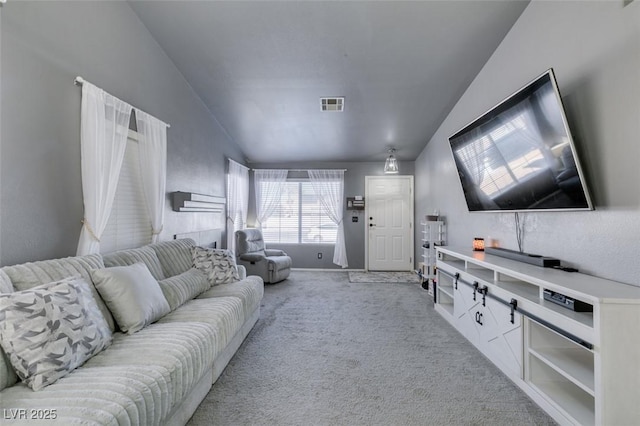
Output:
[
  {"xmin": 228, "ymin": 158, "xmax": 250, "ymax": 171},
  {"xmin": 74, "ymin": 76, "xmax": 171, "ymax": 128},
  {"xmin": 251, "ymin": 168, "xmax": 347, "ymax": 172}
]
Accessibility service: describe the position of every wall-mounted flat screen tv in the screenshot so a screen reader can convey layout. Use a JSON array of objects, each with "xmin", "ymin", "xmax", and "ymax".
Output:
[{"xmin": 449, "ymin": 69, "xmax": 593, "ymax": 212}]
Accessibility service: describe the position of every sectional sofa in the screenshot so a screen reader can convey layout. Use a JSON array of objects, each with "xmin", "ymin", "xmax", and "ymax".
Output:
[{"xmin": 0, "ymin": 238, "xmax": 264, "ymax": 425}]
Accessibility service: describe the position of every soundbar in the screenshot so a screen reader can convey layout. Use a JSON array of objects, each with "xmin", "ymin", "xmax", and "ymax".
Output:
[{"xmin": 484, "ymin": 247, "xmax": 561, "ymax": 267}]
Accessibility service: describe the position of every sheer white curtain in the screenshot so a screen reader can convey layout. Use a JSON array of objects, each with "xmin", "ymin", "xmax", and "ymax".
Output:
[
  {"xmin": 135, "ymin": 109, "xmax": 168, "ymax": 243},
  {"xmin": 254, "ymin": 169, "xmax": 288, "ymax": 230},
  {"xmin": 227, "ymin": 159, "xmax": 249, "ymax": 253},
  {"xmin": 308, "ymin": 170, "xmax": 348, "ymax": 268},
  {"xmin": 77, "ymin": 82, "xmax": 132, "ymax": 255}
]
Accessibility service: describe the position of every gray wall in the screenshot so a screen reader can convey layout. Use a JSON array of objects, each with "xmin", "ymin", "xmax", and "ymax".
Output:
[
  {"xmin": 415, "ymin": 1, "xmax": 640, "ymax": 286},
  {"xmin": 0, "ymin": 2, "xmax": 245, "ymax": 266},
  {"xmin": 248, "ymin": 161, "xmax": 415, "ymax": 269},
  {"xmin": 0, "ymin": 5, "xmax": 3, "ymax": 266}
]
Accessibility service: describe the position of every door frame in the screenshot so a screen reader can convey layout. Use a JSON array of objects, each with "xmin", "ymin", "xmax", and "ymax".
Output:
[{"xmin": 364, "ymin": 175, "xmax": 414, "ymax": 271}]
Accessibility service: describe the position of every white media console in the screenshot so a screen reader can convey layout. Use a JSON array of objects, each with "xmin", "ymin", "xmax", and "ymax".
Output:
[{"xmin": 434, "ymin": 247, "xmax": 640, "ymax": 426}]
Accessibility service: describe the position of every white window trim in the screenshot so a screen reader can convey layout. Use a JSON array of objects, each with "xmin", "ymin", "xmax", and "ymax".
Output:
[{"xmin": 261, "ymin": 179, "xmax": 338, "ymax": 245}]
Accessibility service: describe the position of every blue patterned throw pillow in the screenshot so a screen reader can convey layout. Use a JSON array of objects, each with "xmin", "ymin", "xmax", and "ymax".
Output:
[
  {"xmin": 192, "ymin": 246, "xmax": 240, "ymax": 286},
  {"xmin": 0, "ymin": 277, "xmax": 112, "ymax": 391}
]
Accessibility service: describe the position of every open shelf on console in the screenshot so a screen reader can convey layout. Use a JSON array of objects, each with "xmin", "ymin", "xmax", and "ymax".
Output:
[
  {"xmin": 494, "ymin": 272, "xmax": 540, "ymax": 302},
  {"xmin": 528, "ymin": 320, "xmax": 594, "ymax": 394},
  {"xmin": 435, "ymin": 271, "xmax": 455, "ymax": 317},
  {"xmin": 438, "ymin": 258, "xmax": 466, "ymax": 272},
  {"xmin": 467, "ymin": 267, "xmax": 494, "ymax": 284},
  {"xmin": 528, "ymin": 356, "xmax": 595, "ymax": 426},
  {"xmin": 436, "ymin": 288, "xmax": 454, "ymax": 316},
  {"xmin": 539, "ymin": 299, "xmax": 594, "ymax": 328}
]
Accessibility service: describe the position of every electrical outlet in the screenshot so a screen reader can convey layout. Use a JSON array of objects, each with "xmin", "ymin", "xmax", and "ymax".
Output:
[{"xmin": 317, "ymin": 253, "xmax": 323, "ymax": 259}]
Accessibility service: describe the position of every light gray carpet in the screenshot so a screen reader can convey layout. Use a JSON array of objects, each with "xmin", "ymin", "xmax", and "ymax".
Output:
[
  {"xmin": 188, "ymin": 271, "xmax": 555, "ymax": 426},
  {"xmin": 348, "ymin": 270, "xmax": 420, "ymax": 283}
]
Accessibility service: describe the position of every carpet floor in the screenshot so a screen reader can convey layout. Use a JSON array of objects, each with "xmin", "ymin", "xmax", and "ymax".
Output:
[
  {"xmin": 348, "ymin": 271, "xmax": 420, "ymax": 283},
  {"xmin": 188, "ymin": 271, "xmax": 555, "ymax": 426}
]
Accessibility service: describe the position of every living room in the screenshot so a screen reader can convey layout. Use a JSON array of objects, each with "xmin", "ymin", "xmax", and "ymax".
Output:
[{"xmin": 1, "ymin": 1, "xmax": 639, "ymax": 425}]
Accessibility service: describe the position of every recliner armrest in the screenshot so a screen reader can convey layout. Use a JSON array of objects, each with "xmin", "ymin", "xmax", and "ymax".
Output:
[
  {"xmin": 265, "ymin": 249, "xmax": 287, "ymax": 257},
  {"xmin": 239, "ymin": 253, "xmax": 267, "ymax": 262}
]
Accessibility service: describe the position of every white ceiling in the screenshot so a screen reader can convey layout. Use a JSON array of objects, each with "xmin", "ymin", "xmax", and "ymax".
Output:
[{"xmin": 129, "ymin": 1, "xmax": 529, "ymax": 163}]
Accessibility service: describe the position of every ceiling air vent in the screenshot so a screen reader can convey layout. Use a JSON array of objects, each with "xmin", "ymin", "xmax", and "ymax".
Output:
[{"xmin": 320, "ymin": 97, "xmax": 344, "ymax": 112}]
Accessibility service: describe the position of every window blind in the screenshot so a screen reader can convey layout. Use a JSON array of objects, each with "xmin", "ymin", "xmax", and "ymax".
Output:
[
  {"xmin": 262, "ymin": 181, "xmax": 337, "ymax": 244},
  {"xmin": 101, "ymin": 132, "xmax": 152, "ymax": 253}
]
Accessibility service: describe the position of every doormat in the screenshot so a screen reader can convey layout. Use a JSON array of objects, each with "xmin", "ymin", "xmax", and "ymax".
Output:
[{"xmin": 348, "ymin": 271, "xmax": 420, "ymax": 283}]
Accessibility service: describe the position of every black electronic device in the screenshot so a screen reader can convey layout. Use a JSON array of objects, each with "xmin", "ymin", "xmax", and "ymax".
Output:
[
  {"xmin": 448, "ymin": 69, "xmax": 593, "ymax": 212},
  {"xmin": 543, "ymin": 289, "xmax": 593, "ymax": 312},
  {"xmin": 485, "ymin": 246, "xmax": 560, "ymax": 267}
]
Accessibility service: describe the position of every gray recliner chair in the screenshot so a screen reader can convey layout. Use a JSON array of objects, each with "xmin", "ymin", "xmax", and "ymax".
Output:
[{"xmin": 235, "ymin": 228, "xmax": 291, "ymax": 284}]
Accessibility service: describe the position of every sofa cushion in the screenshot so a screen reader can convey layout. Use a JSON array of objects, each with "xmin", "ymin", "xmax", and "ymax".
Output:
[
  {"xmin": 149, "ymin": 238, "xmax": 196, "ymax": 278},
  {"xmin": 91, "ymin": 263, "xmax": 171, "ymax": 334},
  {"xmin": 192, "ymin": 246, "xmax": 240, "ymax": 285},
  {"xmin": 0, "ymin": 272, "xmax": 17, "ymax": 392},
  {"xmin": 158, "ymin": 298, "xmax": 245, "ymax": 350},
  {"xmin": 198, "ymin": 276, "xmax": 264, "ymax": 322},
  {"xmin": 0, "ymin": 277, "xmax": 112, "ymax": 391},
  {"xmin": 102, "ymin": 245, "xmax": 166, "ymax": 281},
  {"xmin": 158, "ymin": 268, "xmax": 211, "ymax": 311},
  {"xmin": 0, "ymin": 253, "xmax": 115, "ymax": 332},
  {"xmin": 0, "ymin": 321, "xmax": 219, "ymax": 425},
  {"xmin": 0, "ymin": 270, "xmax": 13, "ymax": 294}
]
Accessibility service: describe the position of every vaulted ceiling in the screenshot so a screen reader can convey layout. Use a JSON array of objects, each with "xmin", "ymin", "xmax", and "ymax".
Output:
[{"xmin": 129, "ymin": 1, "xmax": 529, "ymax": 163}]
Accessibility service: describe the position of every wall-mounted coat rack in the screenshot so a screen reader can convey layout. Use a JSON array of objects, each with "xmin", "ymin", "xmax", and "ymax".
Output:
[{"xmin": 171, "ymin": 191, "xmax": 226, "ymax": 213}]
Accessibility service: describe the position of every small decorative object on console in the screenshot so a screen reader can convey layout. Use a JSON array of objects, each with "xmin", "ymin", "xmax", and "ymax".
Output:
[{"xmin": 473, "ymin": 237, "xmax": 485, "ymax": 251}]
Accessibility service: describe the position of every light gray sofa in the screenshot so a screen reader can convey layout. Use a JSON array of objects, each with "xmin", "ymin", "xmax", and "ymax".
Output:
[
  {"xmin": 0, "ymin": 238, "xmax": 263, "ymax": 425},
  {"xmin": 235, "ymin": 228, "xmax": 291, "ymax": 284}
]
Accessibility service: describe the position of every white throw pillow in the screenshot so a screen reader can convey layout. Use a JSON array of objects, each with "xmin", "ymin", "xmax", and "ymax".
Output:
[
  {"xmin": 192, "ymin": 246, "xmax": 240, "ymax": 286},
  {"xmin": 0, "ymin": 277, "xmax": 112, "ymax": 391},
  {"xmin": 91, "ymin": 263, "xmax": 170, "ymax": 334}
]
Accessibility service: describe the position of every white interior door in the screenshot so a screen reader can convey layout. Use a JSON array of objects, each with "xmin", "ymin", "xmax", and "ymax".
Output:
[{"xmin": 365, "ymin": 176, "xmax": 414, "ymax": 271}]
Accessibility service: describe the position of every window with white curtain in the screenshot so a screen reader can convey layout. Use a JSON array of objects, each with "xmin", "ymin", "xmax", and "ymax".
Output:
[
  {"xmin": 261, "ymin": 180, "xmax": 337, "ymax": 244},
  {"xmin": 100, "ymin": 130, "xmax": 152, "ymax": 253},
  {"xmin": 226, "ymin": 159, "xmax": 249, "ymax": 252}
]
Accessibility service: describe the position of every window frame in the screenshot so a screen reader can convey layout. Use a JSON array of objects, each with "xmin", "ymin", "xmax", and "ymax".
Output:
[{"xmin": 261, "ymin": 179, "xmax": 337, "ymax": 245}]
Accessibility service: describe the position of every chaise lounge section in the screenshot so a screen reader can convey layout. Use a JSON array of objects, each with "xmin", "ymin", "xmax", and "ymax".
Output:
[{"xmin": 0, "ymin": 238, "xmax": 263, "ymax": 425}]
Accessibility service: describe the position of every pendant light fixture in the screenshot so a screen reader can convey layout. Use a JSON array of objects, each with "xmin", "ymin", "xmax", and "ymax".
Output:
[{"xmin": 384, "ymin": 148, "xmax": 399, "ymax": 174}]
